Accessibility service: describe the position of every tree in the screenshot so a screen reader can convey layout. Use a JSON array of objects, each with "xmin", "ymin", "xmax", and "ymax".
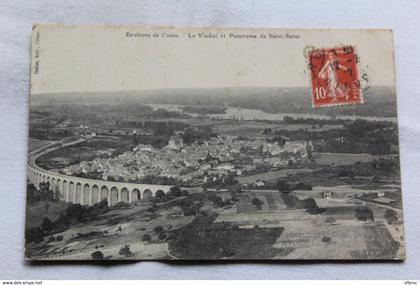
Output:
[
  {"xmin": 155, "ymin": 191, "xmax": 166, "ymax": 201},
  {"xmin": 384, "ymin": 209, "xmax": 398, "ymax": 224},
  {"xmin": 230, "ymin": 192, "xmax": 239, "ymax": 202},
  {"xmin": 64, "ymin": 204, "xmax": 86, "ymax": 222},
  {"xmin": 39, "ymin": 182, "xmax": 54, "ymax": 201},
  {"xmin": 321, "ymin": 236, "xmax": 332, "ymax": 243},
  {"xmin": 54, "ymin": 188, "xmax": 60, "ymax": 201},
  {"xmin": 91, "ymin": 250, "xmax": 104, "ymax": 260},
  {"xmin": 142, "ymin": 234, "xmax": 151, "ymax": 242},
  {"xmin": 354, "ymin": 206, "xmax": 374, "ymax": 221},
  {"xmin": 277, "ymin": 180, "xmax": 290, "ymax": 193},
  {"xmin": 116, "ymin": 201, "xmax": 129, "ymax": 208},
  {"xmin": 263, "ymin": 128, "xmax": 272, "ymax": 135},
  {"xmin": 154, "ymin": 226, "xmax": 164, "ymax": 233},
  {"xmin": 26, "ymin": 183, "xmax": 40, "ymax": 204},
  {"xmin": 303, "ymin": 198, "xmax": 322, "ymax": 214},
  {"xmin": 169, "ymin": 186, "xmax": 181, "ymax": 198},
  {"xmin": 207, "ymin": 193, "xmax": 224, "ymax": 208},
  {"xmin": 182, "ymin": 207, "xmax": 196, "ymax": 216},
  {"xmin": 180, "ymin": 198, "xmax": 196, "ymax": 216},
  {"xmin": 119, "ymin": 245, "xmax": 133, "ymax": 257},
  {"xmin": 372, "ymin": 175, "xmax": 381, "ymax": 183},
  {"xmin": 158, "ymin": 232, "xmax": 167, "ymax": 241},
  {"xmin": 25, "ymin": 227, "xmax": 44, "ymax": 244},
  {"xmin": 44, "ymin": 201, "xmax": 50, "ymax": 213},
  {"xmin": 181, "ymin": 127, "xmax": 216, "ymax": 145},
  {"xmin": 41, "ymin": 217, "xmax": 54, "ymax": 233},
  {"xmin": 97, "ymin": 199, "xmax": 109, "ymax": 209},
  {"xmin": 251, "ymin": 197, "xmax": 264, "ymax": 209},
  {"xmin": 293, "ymin": 182, "xmax": 313, "ymax": 190}
]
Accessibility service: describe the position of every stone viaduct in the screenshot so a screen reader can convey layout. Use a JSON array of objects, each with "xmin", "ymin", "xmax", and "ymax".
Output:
[{"xmin": 27, "ymin": 140, "xmax": 172, "ymax": 207}]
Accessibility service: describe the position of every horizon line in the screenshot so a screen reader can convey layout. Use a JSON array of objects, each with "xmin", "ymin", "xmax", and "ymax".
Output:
[{"xmin": 31, "ymin": 85, "xmax": 395, "ymax": 96}]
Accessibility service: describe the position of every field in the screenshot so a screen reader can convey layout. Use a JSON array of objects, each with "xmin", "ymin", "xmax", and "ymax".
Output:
[
  {"xmin": 312, "ymin": 152, "xmax": 383, "ymax": 166},
  {"xmin": 169, "ymin": 214, "xmax": 284, "ymax": 259},
  {"xmin": 349, "ymin": 224, "xmax": 401, "ymax": 259},
  {"xmin": 237, "ymin": 168, "xmax": 313, "ymax": 185},
  {"xmin": 28, "ymin": 138, "xmax": 53, "ymax": 153},
  {"xmin": 35, "ymin": 136, "xmax": 132, "ymax": 170},
  {"xmin": 211, "ymin": 121, "xmax": 275, "ymax": 137},
  {"xmin": 233, "ymin": 191, "xmax": 287, "ymax": 213},
  {"xmin": 25, "ymin": 198, "xmax": 196, "ymax": 260},
  {"xmin": 213, "ymin": 190, "xmax": 403, "ymax": 260},
  {"xmin": 272, "ymin": 219, "xmax": 400, "ymax": 259},
  {"xmin": 25, "ymin": 188, "xmax": 404, "ymax": 260},
  {"xmin": 210, "ymin": 121, "xmax": 343, "ymax": 138}
]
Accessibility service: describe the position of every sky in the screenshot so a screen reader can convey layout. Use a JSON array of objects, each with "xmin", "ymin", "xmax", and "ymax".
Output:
[{"xmin": 30, "ymin": 25, "xmax": 396, "ymax": 94}]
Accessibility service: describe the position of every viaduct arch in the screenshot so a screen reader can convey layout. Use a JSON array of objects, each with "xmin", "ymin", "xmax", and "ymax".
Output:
[
  {"xmin": 27, "ymin": 164, "xmax": 172, "ymax": 206},
  {"xmin": 27, "ymin": 142, "xmax": 173, "ymax": 207}
]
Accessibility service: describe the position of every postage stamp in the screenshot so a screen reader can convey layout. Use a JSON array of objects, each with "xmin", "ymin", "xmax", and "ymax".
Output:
[{"xmin": 308, "ymin": 46, "xmax": 363, "ymax": 108}]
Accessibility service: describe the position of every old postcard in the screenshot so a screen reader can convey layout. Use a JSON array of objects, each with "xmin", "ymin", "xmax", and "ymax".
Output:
[{"xmin": 26, "ymin": 25, "xmax": 404, "ymax": 260}]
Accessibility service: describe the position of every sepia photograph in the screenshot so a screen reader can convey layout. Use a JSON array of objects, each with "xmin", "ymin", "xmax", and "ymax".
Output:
[{"xmin": 24, "ymin": 26, "xmax": 404, "ymax": 261}]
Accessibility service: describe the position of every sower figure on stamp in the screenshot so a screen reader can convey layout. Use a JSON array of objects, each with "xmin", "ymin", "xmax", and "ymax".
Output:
[{"xmin": 317, "ymin": 50, "xmax": 352, "ymax": 102}]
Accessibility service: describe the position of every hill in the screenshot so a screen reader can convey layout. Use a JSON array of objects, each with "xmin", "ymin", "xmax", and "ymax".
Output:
[{"xmin": 31, "ymin": 86, "xmax": 397, "ymax": 117}]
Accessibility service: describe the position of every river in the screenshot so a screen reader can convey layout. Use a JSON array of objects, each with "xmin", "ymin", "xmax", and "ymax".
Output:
[{"xmin": 146, "ymin": 104, "xmax": 397, "ymax": 123}]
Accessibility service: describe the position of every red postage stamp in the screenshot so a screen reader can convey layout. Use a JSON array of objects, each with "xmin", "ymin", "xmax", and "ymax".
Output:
[{"xmin": 308, "ymin": 46, "xmax": 363, "ymax": 108}]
